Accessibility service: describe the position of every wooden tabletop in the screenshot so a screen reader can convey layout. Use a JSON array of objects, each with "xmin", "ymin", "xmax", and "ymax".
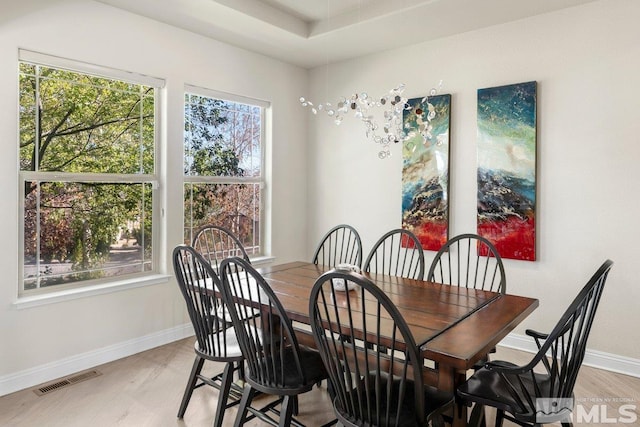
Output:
[{"xmin": 259, "ymin": 261, "xmax": 539, "ymax": 371}]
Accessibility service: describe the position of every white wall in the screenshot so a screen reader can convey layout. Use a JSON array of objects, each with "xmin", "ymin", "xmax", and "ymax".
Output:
[
  {"xmin": 0, "ymin": 0, "xmax": 308, "ymax": 394},
  {"xmin": 307, "ymin": 0, "xmax": 640, "ymax": 360},
  {"xmin": 1, "ymin": 0, "xmax": 638, "ymax": 396}
]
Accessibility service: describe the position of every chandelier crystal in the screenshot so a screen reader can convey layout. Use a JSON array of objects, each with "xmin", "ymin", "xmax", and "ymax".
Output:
[{"xmin": 300, "ymin": 83, "xmax": 441, "ymax": 159}]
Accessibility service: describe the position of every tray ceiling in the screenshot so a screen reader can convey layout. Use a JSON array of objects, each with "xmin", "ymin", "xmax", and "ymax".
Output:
[{"xmin": 95, "ymin": 0, "xmax": 598, "ymax": 68}]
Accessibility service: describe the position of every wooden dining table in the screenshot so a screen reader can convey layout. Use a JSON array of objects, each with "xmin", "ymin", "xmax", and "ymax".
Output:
[{"xmin": 255, "ymin": 261, "xmax": 539, "ymax": 427}]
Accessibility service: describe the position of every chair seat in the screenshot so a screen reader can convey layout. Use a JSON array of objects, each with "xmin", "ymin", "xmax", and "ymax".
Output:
[
  {"xmin": 216, "ymin": 304, "xmax": 261, "ymax": 323},
  {"xmin": 457, "ymin": 362, "xmax": 570, "ymax": 424},
  {"xmin": 194, "ymin": 326, "xmax": 244, "ymax": 360},
  {"xmin": 215, "ymin": 274, "xmax": 266, "ymax": 322},
  {"xmin": 247, "ymin": 346, "xmax": 328, "ymax": 395},
  {"xmin": 337, "ymin": 372, "xmax": 453, "ymax": 427}
]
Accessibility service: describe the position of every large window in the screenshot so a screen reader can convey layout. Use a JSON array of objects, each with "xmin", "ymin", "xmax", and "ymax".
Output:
[
  {"xmin": 183, "ymin": 88, "xmax": 266, "ymax": 256},
  {"xmin": 18, "ymin": 51, "xmax": 161, "ymax": 295}
]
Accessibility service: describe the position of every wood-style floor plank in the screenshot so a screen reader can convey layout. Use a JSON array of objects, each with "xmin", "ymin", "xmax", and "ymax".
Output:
[{"xmin": 0, "ymin": 340, "xmax": 637, "ymax": 426}]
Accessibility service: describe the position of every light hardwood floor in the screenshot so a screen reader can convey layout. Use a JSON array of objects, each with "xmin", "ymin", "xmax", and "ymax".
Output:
[{"xmin": 0, "ymin": 340, "xmax": 638, "ymax": 426}]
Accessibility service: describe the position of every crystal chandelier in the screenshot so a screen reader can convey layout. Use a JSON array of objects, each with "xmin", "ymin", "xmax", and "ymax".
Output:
[{"xmin": 300, "ymin": 83, "xmax": 440, "ymax": 159}]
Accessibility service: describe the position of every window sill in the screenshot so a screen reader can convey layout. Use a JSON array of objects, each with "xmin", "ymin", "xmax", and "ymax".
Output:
[
  {"xmin": 13, "ymin": 274, "xmax": 171, "ymax": 310},
  {"xmin": 249, "ymin": 255, "xmax": 276, "ymax": 267}
]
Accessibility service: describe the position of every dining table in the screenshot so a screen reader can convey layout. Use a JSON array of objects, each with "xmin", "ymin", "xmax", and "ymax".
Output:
[{"xmin": 253, "ymin": 261, "xmax": 539, "ymax": 427}]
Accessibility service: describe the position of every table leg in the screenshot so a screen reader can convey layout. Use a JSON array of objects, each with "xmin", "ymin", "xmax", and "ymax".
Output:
[{"xmin": 437, "ymin": 365, "xmax": 468, "ymax": 427}]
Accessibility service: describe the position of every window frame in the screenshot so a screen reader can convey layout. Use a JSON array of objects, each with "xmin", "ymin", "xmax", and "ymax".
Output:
[
  {"xmin": 183, "ymin": 84, "xmax": 268, "ymax": 258},
  {"xmin": 17, "ymin": 50, "xmax": 165, "ymax": 299}
]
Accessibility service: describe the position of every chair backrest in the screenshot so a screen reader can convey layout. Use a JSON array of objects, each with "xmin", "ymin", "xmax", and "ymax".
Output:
[
  {"xmin": 219, "ymin": 256, "xmax": 310, "ymax": 391},
  {"xmin": 172, "ymin": 244, "xmax": 234, "ymax": 359},
  {"xmin": 309, "ymin": 270, "xmax": 427, "ymax": 427},
  {"xmin": 312, "ymin": 224, "xmax": 363, "ymax": 268},
  {"xmin": 497, "ymin": 260, "xmax": 613, "ymax": 421},
  {"xmin": 427, "ymin": 233, "xmax": 506, "ymax": 293},
  {"xmin": 363, "ymin": 228, "xmax": 425, "ymax": 280},
  {"xmin": 192, "ymin": 224, "xmax": 250, "ymax": 270}
]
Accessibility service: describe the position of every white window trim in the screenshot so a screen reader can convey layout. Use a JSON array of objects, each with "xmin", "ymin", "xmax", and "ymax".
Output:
[
  {"xmin": 13, "ymin": 274, "xmax": 171, "ymax": 309},
  {"xmin": 184, "ymin": 84, "xmax": 269, "ymax": 108},
  {"xmin": 19, "ymin": 49, "xmax": 165, "ymax": 88}
]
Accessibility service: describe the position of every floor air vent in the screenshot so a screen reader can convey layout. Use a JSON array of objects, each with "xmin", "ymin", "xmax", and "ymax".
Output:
[{"xmin": 34, "ymin": 369, "xmax": 102, "ymax": 396}]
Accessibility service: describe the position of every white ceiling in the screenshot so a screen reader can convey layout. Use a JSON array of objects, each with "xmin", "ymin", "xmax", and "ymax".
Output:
[{"xmin": 96, "ymin": 0, "xmax": 599, "ymax": 69}]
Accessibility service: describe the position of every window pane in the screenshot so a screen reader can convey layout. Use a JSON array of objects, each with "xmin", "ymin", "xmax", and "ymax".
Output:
[
  {"xmin": 24, "ymin": 181, "xmax": 153, "ymax": 290},
  {"xmin": 19, "ymin": 65, "xmax": 154, "ymax": 174},
  {"xmin": 184, "ymin": 183, "xmax": 260, "ymax": 255},
  {"xmin": 248, "ymin": 113, "xmax": 261, "ymax": 177},
  {"xmin": 184, "ymin": 94, "xmax": 261, "ymax": 178},
  {"xmin": 19, "ymin": 70, "xmax": 37, "ymax": 171}
]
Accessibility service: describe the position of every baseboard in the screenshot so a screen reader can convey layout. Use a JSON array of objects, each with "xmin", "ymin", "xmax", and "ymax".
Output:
[
  {"xmin": 3, "ymin": 327, "xmax": 638, "ymax": 398},
  {"xmin": 0, "ymin": 323, "xmax": 193, "ymax": 397},
  {"xmin": 499, "ymin": 332, "xmax": 640, "ymax": 378}
]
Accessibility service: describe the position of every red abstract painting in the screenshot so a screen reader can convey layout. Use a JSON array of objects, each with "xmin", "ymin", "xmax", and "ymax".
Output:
[
  {"xmin": 402, "ymin": 94, "xmax": 451, "ymax": 251},
  {"xmin": 477, "ymin": 82, "xmax": 536, "ymax": 261}
]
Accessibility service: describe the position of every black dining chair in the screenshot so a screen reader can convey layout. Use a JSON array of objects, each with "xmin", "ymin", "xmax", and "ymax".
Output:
[
  {"xmin": 194, "ymin": 223, "xmax": 259, "ymax": 322},
  {"xmin": 193, "ymin": 224, "xmax": 251, "ymax": 271},
  {"xmin": 363, "ymin": 228, "xmax": 425, "ymax": 280},
  {"xmin": 312, "ymin": 224, "xmax": 363, "ymax": 268},
  {"xmin": 172, "ymin": 245, "xmax": 244, "ymax": 427},
  {"xmin": 219, "ymin": 256, "xmax": 330, "ymax": 426},
  {"xmin": 309, "ymin": 269, "xmax": 454, "ymax": 427},
  {"xmin": 427, "ymin": 234, "xmax": 505, "ymax": 375},
  {"xmin": 457, "ymin": 260, "xmax": 613, "ymax": 427},
  {"xmin": 427, "ymin": 233, "xmax": 506, "ymax": 294}
]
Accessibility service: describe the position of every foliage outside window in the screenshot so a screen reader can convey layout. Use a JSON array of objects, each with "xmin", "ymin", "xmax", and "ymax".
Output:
[
  {"xmin": 184, "ymin": 90, "xmax": 264, "ymax": 256},
  {"xmin": 19, "ymin": 53, "xmax": 159, "ymax": 294}
]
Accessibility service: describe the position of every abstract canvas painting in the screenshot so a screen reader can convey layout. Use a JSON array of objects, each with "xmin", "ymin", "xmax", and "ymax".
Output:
[
  {"xmin": 477, "ymin": 81, "xmax": 537, "ymax": 261},
  {"xmin": 402, "ymin": 94, "xmax": 451, "ymax": 251}
]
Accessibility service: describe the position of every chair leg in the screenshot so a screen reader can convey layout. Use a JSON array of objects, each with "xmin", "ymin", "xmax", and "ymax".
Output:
[
  {"xmin": 292, "ymin": 395, "xmax": 299, "ymax": 416},
  {"xmin": 468, "ymin": 403, "xmax": 486, "ymax": 427},
  {"xmin": 236, "ymin": 360, "xmax": 246, "ymax": 382},
  {"xmin": 430, "ymin": 414, "xmax": 445, "ymax": 427},
  {"xmin": 278, "ymin": 395, "xmax": 294, "ymax": 427},
  {"xmin": 233, "ymin": 384, "xmax": 256, "ymax": 427},
  {"xmin": 495, "ymin": 409, "xmax": 505, "ymax": 427},
  {"xmin": 178, "ymin": 356, "xmax": 205, "ymax": 418},
  {"xmin": 212, "ymin": 362, "xmax": 234, "ymax": 427}
]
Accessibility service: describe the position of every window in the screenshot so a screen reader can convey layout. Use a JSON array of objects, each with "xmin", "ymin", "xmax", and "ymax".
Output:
[
  {"xmin": 18, "ymin": 51, "xmax": 162, "ymax": 295},
  {"xmin": 183, "ymin": 87, "xmax": 266, "ymax": 256}
]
